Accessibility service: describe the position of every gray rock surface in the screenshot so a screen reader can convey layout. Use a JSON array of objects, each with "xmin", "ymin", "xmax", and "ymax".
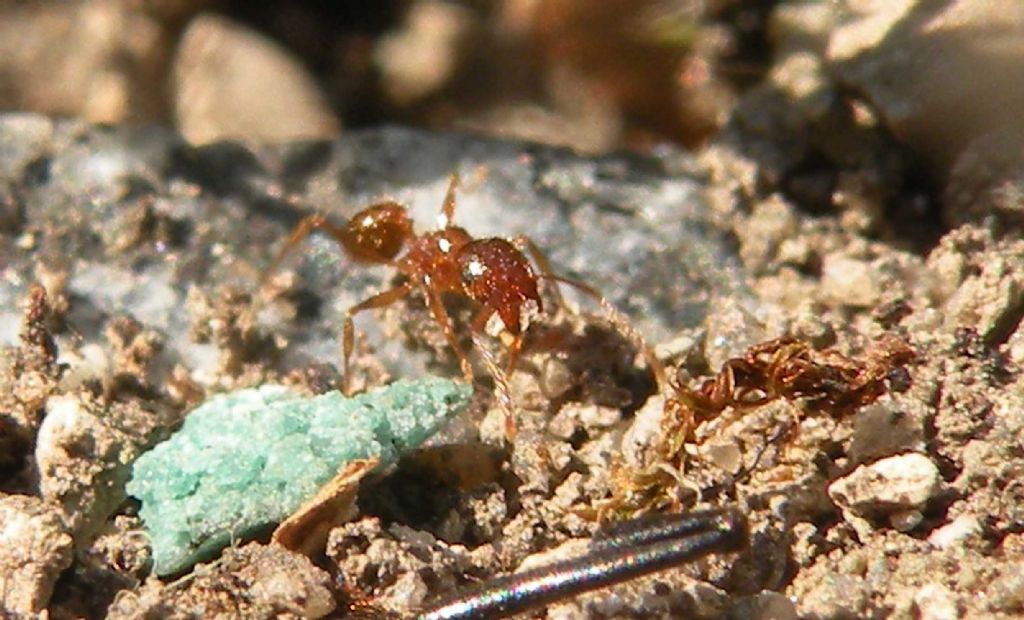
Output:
[{"xmin": 0, "ymin": 114, "xmax": 748, "ymax": 386}]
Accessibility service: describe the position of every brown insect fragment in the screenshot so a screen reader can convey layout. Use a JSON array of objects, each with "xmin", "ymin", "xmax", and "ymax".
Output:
[
  {"xmin": 272, "ymin": 457, "xmax": 379, "ymax": 558},
  {"xmin": 664, "ymin": 334, "xmax": 916, "ymax": 445},
  {"xmin": 603, "ymin": 335, "xmax": 916, "ymax": 518}
]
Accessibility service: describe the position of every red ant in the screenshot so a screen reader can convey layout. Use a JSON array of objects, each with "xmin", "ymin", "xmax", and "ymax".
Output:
[{"xmin": 261, "ymin": 174, "xmax": 665, "ymax": 431}]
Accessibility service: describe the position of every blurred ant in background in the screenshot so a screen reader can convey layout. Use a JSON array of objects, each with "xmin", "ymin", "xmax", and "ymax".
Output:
[{"xmin": 261, "ymin": 174, "xmax": 664, "ymax": 435}]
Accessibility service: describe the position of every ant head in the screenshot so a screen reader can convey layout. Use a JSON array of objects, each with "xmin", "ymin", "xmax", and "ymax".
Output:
[
  {"xmin": 342, "ymin": 202, "xmax": 414, "ymax": 263},
  {"xmin": 458, "ymin": 238, "xmax": 542, "ymax": 335}
]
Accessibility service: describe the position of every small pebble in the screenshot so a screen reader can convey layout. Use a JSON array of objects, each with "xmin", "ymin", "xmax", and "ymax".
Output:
[
  {"xmin": 828, "ymin": 453, "xmax": 941, "ymax": 516},
  {"xmin": 798, "ymin": 574, "xmax": 874, "ymax": 619},
  {"xmin": 699, "ymin": 440, "xmax": 742, "ymax": 474},
  {"xmin": 928, "ymin": 514, "xmax": 982, "ymax": 550},
  {"xmin": 733, "ymin": 590, "xmax": 799, "ymax": 620},
  {"xmin": 822, "ymin": 256, "xmax": 882, "ymax": 307},
  {"xmin": 913, "ymin": 583, "xmax": 960, "ymax": 620},
  {"xmin": 848, "ymin": 404, "xmax": 924, "ymax": 464},
  {"xmin": 889, "ymin": 509, "xmax": 923, "ymax": 532},
  {"xmin": 985, "ymin": 562, "xmax": 1024, "ymax": 613}
]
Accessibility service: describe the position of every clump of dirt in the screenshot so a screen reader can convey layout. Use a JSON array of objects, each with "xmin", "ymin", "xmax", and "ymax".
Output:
[
  {"xmin": 106, "ymin": 543, "xmax": 336, "ymax": 619},
  {"xmin": 0, "ymin": 284, "xmax": 61, "ymax": 489}
]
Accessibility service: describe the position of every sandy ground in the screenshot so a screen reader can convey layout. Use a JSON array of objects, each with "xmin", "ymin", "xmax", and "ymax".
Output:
[{"xmin": 2, "ymin": 2, "xmax": 1024, "ymax": 618}]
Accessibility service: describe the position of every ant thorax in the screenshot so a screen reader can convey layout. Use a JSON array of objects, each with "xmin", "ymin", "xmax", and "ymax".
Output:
[{"xmin": 399, "ymin": 228, "xmax": 472, "ymax": 290}]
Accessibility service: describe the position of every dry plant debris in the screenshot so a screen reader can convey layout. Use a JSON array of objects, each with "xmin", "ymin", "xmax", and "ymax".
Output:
[{"xmin": 604, "ymin": 335, "xmax": 916, "ymax": 518}]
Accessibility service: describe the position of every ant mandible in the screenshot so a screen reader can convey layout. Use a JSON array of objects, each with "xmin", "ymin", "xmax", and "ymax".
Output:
[{"xmin": 261, "ymin": 174, "xmax": 666, "ymax": 427}]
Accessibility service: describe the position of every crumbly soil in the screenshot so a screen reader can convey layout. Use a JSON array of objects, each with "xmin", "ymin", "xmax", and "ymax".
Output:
[
  {"xmin": 1, "ymin": 5, "xmax": 1023, "ymax": 614},
  {"xmin": 2, "ymin": 130, "xmax": 1021, "ymax": 619}
]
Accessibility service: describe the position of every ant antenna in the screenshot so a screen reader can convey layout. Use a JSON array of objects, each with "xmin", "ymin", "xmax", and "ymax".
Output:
[{"xmin": 540, "ymin": 274, "xmax": 667, "ymax": 389}]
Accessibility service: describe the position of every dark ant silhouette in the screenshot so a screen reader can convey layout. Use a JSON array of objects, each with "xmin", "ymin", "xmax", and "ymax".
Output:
[{"xmin": 261, "ymin": 174, "xmax": 665, "ymax": 433}]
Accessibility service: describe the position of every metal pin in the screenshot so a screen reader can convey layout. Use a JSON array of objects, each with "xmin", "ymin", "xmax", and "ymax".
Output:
[
  {"xmin": 589, "ymin": 508, "xmax": 739, "ymax": 552},
  {"xmin": 417, "ymin": 507, "xmax": 748, "ymax": 620}
]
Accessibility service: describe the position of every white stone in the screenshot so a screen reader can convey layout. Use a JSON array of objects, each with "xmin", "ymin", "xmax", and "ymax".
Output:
[
  {"xmin": 889, "ymin": 509, "xmax": 923, "ymax": 532},
  {"xmin": 828, "ymin": 453, "xmax": 941, "ymax": 515},
  {"xmin": 913, "ymin": 583, "xmax": 960, "ymax": 620},
  {"xmin": 822, "ymin": 256, "xmax": 882, "ymax": 307},
  {"xmin": 620, "ymin": 394, "xmax": 666, "ymax": 470},
  {"xmin": 35, "ymin": 394, "xmax": 86, "ymax": 472},
  {"xmin": 700, "ymin": 440, "xmax": 743, "ymax": 474},
  {"xmin": 928, "ymin": 515, "xmax": 982, "ymax": 550}
]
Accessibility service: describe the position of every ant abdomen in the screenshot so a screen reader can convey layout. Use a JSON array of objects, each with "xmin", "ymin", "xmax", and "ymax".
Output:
[{"xmin": 458, "ymin": 238, "xmax": 542, "ymax": 335}]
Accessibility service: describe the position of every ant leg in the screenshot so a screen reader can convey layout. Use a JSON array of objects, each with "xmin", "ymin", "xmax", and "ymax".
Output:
[
  {"xmin": 468, "ymin": 307, "xmax": 524, "ymax": 377},
  {"xmin": 505, "ymin": 334, "xmax": 525, "ymax": 378},
  {"xmin": 469, "ymin": 307, "xmax": 518, "ymax": 439},
  {"xmin": 422, "ymin": 293, "xmax": 518, "ymax": 438},
  {"xmin": 423, "ymin": 289, "xmax": 475, "ymax": 383},
  {"xmin": 511, "ymin": 235, "xmax": 567, "ymax": 310},
  {"xmin": 469, "ymin": 306, "xmax": 493, "ymax": 335},
  {"xmin": 341, "ymin": 283, "xmax": 413, "ymax": 395},
  {"xmin": 439, "ymin": 168, "xmax": 487, "ymax": 226},
  {"xmin": 539, "ymin": 274, "xmax": 667, "ymax": 391},
  {"xmin": 439, "ymin": 173, "xmax": 460, "ymax": 228},
  {"xmin": 474, "ymin": 332, "xmax": 518, "ymax": 440},
  {"xmin": 261, "ymin": 215, "xmax": 350, "ymax": 291},
  {"xmin": 246, "ymin": 215, "xmax": 351, "ymax": 340}
]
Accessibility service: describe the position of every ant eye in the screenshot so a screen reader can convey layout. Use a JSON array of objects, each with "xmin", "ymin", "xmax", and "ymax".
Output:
[{"xmin": 438, "ymin": 237, "xmax": 453, "ymax": 253}]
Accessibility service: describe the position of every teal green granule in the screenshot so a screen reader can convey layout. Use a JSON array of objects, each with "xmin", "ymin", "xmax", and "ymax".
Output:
[{"xmin": 126, "ymin": 378, "xmax": 472, "ymax": 576}]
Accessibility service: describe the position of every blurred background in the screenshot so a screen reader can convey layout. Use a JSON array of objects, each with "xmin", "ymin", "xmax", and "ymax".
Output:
[
  {"xmin": 2, "ymin": 0, "xmax": 1023, "ymax": 233},
  {"xmin": 0, "ymin": 0, "xmax": 768, "ymax": 152}
]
